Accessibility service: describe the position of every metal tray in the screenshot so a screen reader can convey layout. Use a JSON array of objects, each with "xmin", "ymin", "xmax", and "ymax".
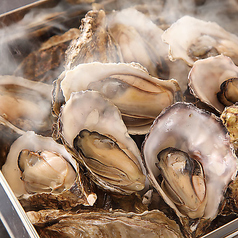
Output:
[{"xmin": 0, "ymin": 1, "xmax": 237, "ymax": 237}]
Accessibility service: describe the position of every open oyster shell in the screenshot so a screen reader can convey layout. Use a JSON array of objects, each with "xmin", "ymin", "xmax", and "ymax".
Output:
[
  {"xmin": 188, "ymin": 55, "xmax": 238, "ymax": 113},
  {"xmin": 0, "ymin": 75, "xmax": 54, "ymax": 136},
  {"xmin": 142, "ymin": 102, "xmax": 237, "ymax": 232},
  {"xmin": 2, "ymin": 131, "xmax": 97, "ymax": 210},
  {"xmin": 28, "ymin": 209, "xmax": 184, "ymax": 238},
  {"xmin": 53, "ymin": 62, "xmax": 181, "ymax": 134},
  {"xmin": 162, "ymin": 15, "xmax": 238, "ymax": 66},
  {"xmin": 55, "ymin": 90, "xmax": 146, "ymax": 195}
]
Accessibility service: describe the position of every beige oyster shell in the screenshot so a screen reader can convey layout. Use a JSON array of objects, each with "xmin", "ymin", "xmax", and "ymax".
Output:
[
  {"xmin": 54, "ymin": 62, "xmax": 181, "ymax": 134},
  {"xmin": 162, "ymin": 15, "xmax": 238, "ymax": 66},
  {"xmin": 142, "ymin": 103, "xmax": 237, "ymax": 225},
  {"xmin": 188, "ymin": 55, "xmax": 238, "ymax": 113},
  {"xmin": 56, "ymin": 90, "xmax": 146, "ymax": 195},
  {"xmin": 2, "ymin": 131, "xmax": 96, "ymax": 210},
  {"xmin": 28, "ymin": 209, "xmax": 184, "ymax": 238},
  {"xmin": 221, "ymin": 104, "xmax": 238, "ymax": 155}
]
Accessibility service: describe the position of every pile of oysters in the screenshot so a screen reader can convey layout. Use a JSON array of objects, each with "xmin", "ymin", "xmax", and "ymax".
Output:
[{"xmin": 1, "ymin": 0, "xmax": 238, "ymax": 237}]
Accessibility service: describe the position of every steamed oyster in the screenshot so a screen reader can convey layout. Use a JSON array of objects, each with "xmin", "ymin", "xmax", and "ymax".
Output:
[
  {"xmin": 162, "ymin": 15, "xmax": 238, "ymax": 66},
  {"xmin": 66, "ymin": 8, "xmax": 169, "ymax": 79},
  {"xmin": 28, "ymin": 209, "xmax": 184, "ymax": 238},
  {"xmin": 54, "ymin": 62, "xmax": 181, "ymax": 134},
  {"xmin": 65, "ymin": 8, "xmax": 190, "ymax": 92},
  {"xmin": 142, "ymin": 102, "xmax": 237, "ymax": 235},
  {"xmin": 55, "ymin": 90, "xmax": 146, "ymax": 195},
  {"xmin": 0, "ymin": 75, "xmax": 54, "ymax": 135},
  {"xmin": 65, "ymin": 10, "xmax": 121, "ymax": 69},
  {"xmin": 107, "ymin": 7, "xmax": 169, "ymax": 79},
  {"xmin": 188, "ymin": 55, "xmax": 238, "ymax": 113},
  {"xmin": 2, "ymin": 131, "xmax": 97, "ymax": 210},
  {"xmin": 14, "ymin": 28, "xmax": 81, "ymax": 84}
]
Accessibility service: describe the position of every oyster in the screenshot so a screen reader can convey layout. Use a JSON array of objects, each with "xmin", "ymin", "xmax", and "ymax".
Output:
[
  {"xmin": 188, "ymin": 55, "xmax": 238, "ymax": 113},
  {"xmin": 54, "ymin": 62, "xmax": 181, "ymax": 134},
  {"xmin": 0, "ymin": 75, "xmax": 54, "ymax": 135},
  {"xmin": 221, "ymin": 104, "xmax": 238, "ymax": 155},
  {"xmin": 28, "ymin": 209, "xmax": 184, "ymax": 238},
  {"xmin": 65, "ymin": 10, "xmax": 121, "ymax": 69},
  {"xmin": 162, "ymin": 15, "xmax": 238, "ymax": 66},
  {"xmin": 55, "ymin": 90, "xmax": 146, "ymax": 194},
  {"xmin": 107, "ymin": 8, "xmax": 169, "ymax": 79},
  {"xmin": 142, "ymin": 102, "xmax": 237, "ymax": 234},
  {"xmin": 14, "ymin": 28, "xmax": 81, "ymax": 84},
  {"xmin": 2, "ymin": 131, "xmax": 97, "ymax": 210}
]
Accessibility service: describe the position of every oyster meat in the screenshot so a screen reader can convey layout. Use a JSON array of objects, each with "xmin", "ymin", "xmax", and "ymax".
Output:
[
  {"xmin": 162, "ymin": 15, "xmax": 238, "ymax": 66},
  {"xmin": 56, "ymin": 90, "xmax": 146, "ymax": 194},
  {"xmin": 2, "ymin": 131, "xmax": 97, "ymax": 210},
  {"xmin": 188, "ymin": 55, "xmax": 238, "ymax": 113},
  {"xmin": 54, "ymin": 62, "xmax": 181, "ymax": 134},
  {"xmin": 142, "ymin": 102, "xmax": 237, "ymax": 234}
]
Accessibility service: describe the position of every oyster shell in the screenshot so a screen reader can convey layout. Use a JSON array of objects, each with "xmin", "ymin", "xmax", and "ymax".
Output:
[
  {"xmin": 221, "ymin": 104, "xmax": 238, "ymax": 155},
  {"xmin": 162, "ymin": 15, "xmax": 238, "ymax": 66},
  {"xmin": 107, "ymin": 8, "xmax": 169, "ymax": 79},
  {"xmin": 0, "ymin": 75, "xmax": 54, "ymax": 135},
  {"xmin": 28, "ymin": 209, "xmax": 184, "ymax": 238},
  {"xmin": 2, "ymin": 131, "xmax": 97, "ymax": 210},
  {"xmin": 55, "ymin": 90, "xmax": 146, "ymax": 194},
  {"xmin": 142, "ymin": 102, "xmax": 237, "ymax": 230},
  {"xmin": 54, "ymin": 62, "xmax": 181, "ymax": 134},
  {"xmin": 14, "ymin": 28, "xmax": 81, "ymax": 84},
  {"xmin": 65, "ymin": 10, "xmax": 121, "ymax": 69},
  {"xmin": 188, "ymin": 55, "xmax": 238, "ymax": 113}
]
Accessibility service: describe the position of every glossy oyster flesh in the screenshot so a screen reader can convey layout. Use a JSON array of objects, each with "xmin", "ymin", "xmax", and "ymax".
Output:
[
  {"xmin": 1, "ymin": 131, "xmax": 97, "ymax": 210},
  {"xmin": 54, "ymin": 62, "xmax": 181, "ymax": 134},
  {"xmin": 28, "ymin": 209, "xmax": 184, "ymax": 238},
  {"xmin": 188, "ymin": 55, "xmax": 238, "ymax": 113},
  {"xmin": 56, "ymin": 90, "xmax": 146, "ymax": 194},
  {"xmin": 142, "ymin": 102, "xmax": 237, "ymax": 221},
  {"xmin": 162, "ymin": 15, "xmax": 238, "ymax": 66},
  {"xmin": 0, "ymin": 75, "xmax": 54, "ymax": 135}
]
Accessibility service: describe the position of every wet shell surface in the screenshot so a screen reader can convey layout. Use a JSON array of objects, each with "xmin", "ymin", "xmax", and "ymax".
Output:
[
  {"xmin": 188, "ymin": 55, "xmax": 238, "ymax": 113},
  {"xmin": 56, "ymin": 90, "xmax": 146, "ymax": 195},
  {"xmin": 2, "ymin": 131, "xmax": 97, "ymax": 209},
  {"xmin": 0, "ymin": 75, "xmax": 54, "ymax": 135},
  {"xmin": 142, "ymin": 102, "xmax": 237, "ymax": 221},
  {"xmin": 162, "ymin": 15, "xmax": 238, "ymax": 66},
  {"xmin": 55, "ymin": 62, "xmax": 181, "ymax": 134}
]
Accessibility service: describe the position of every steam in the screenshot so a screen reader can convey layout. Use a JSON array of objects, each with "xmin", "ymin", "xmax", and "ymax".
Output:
[{"xmin": 0, "ymin": 1, "xmax": 92, "ymax": 76}]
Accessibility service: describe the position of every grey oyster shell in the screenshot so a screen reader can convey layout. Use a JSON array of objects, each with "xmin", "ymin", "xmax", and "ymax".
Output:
[{"xmin": 142, "ymin": 102, "xmax": 237, "ymax": 222}]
